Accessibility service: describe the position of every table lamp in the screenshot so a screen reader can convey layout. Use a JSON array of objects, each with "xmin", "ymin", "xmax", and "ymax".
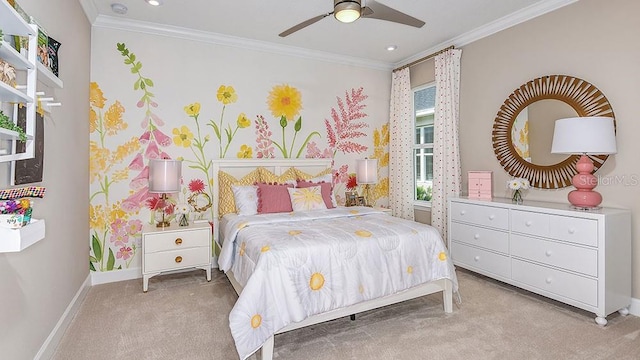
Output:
[
  {"xmin": 148, "ymin": 159, "xmax": 182, "ymax": 227},
  {"xmin": 550, "ymin": 116, "xmax": 617, "ymax": 209},
  {"xmin": 356, "ymin": 158, "xmax": 378, "ymax": 207}
]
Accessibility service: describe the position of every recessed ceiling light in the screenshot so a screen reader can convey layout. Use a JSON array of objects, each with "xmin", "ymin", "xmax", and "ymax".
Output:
[
  {"xmin": 145, "ymin": 0, "xmax": 163, "ymax": 6},
  {"xmin": 386, "ymin": 45, "xmax": 398, "ymax": 51},
  {"xmin": 111, "ymin": 3, "xmax": 128, "ymax": 15}
]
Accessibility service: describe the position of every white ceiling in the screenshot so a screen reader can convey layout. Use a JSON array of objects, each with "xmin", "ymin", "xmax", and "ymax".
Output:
[{"xmin": 81, "ymin": 0, "xmax": 576, "ymax": 68}]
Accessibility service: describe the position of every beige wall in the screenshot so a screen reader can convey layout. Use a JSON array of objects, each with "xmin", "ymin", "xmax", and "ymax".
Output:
[
  {"xmin": 0, "ymin": 1, "xmax": 90, "ymax": 358},
  {"xmin": 459, "ymin": 0, "xmax": 640, "ymax": 298}
]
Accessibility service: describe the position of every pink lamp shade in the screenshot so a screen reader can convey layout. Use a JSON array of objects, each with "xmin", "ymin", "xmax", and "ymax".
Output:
[
  {"xmin": 551, "ymin": 116, "xmax": 616, "ymax": 209},
  {"xmin": 148, "ymin": 159, "xmax": 182, "ymax": 193},
  {"xmin": 355, "ymin": 158, "xmax": 378, "ymax": 184}
]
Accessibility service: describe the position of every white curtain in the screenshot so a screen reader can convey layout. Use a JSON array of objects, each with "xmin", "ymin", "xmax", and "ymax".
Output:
[
  {"xmin": 388, "ymin": 68, "xmax": 414, "ymax": 220},
  {"xmin": 431, "ymin": 49, "xmax": 462, "ymax": 240}
]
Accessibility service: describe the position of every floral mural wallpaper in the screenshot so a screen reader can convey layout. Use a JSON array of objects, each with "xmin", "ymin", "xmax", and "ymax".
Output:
[{"xmin": 89, "ymin": 42, "xmax": 390, "ymax": 273}]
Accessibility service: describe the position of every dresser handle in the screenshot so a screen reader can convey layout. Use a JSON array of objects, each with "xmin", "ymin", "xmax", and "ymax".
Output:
[
  {"xmin": 568, "ymin": 228, "xmax": 575, "ymax": 234},
  {"xmin": 525, "ymin": 221, "xmax": 532, "ymax": 227},
  {"xmin": 474, "ymin": 234, "xmax": 480, "ymax": 240},
  {"xmin": 460, "ymin": 210, "xmax": 466, "ymax": 216},
  {"xmin": 545, "ymin": 250, "xmax": 552, "ymax": 257},
  {"xmin": 488, "ymin": 215, "xmax": 495, "ymax": 220},
  {"xmin": 474, "ymin": 256, "xmax": 480, "ymax": 262},
  {"xmin": 175, "ymin": 238, "xmax": 183, "ymax": 245},
  {"xmin": 545, "ymin": 277, "xmax": 552, "ymax": 284},
  {"xmin": 175, "ymin": 256, "xmax": 183, "ymax": 263}
]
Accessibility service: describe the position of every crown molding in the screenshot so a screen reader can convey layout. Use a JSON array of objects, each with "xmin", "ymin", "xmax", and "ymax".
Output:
[
  {"xmin": 79, "ymin": 0, "xmax": 98, "ymax": 24},
  {"xmin": 91, "ymin": 15, "xmax": 393, "ymax": 72},
  {"xmin": 394, "ymin": 0, "xmax": 578, "ymax": 68}
]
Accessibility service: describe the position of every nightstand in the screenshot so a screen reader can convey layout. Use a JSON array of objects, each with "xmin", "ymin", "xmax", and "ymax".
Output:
[{"xmin": 142, "ymin": 221, "xmax": 212, "ymax": 292}]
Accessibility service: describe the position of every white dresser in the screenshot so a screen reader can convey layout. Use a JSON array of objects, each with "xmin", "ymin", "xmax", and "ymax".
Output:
[
  {"xmin": 448, "ymin": 196, "xmax": 631, "ymax": 325},
  {"xmin": 142, "ymin": 222, "xmax": 212, "ymax": 292}
]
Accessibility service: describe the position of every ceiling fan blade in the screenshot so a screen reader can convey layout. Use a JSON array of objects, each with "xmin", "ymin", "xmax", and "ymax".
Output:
[
  {"xmin": 362, "ymin": 0, "xmax": 425, "ymax": 28},
  {"xmin": 279, "ymin": 13, "xmax": 332, "ymax": 37}
]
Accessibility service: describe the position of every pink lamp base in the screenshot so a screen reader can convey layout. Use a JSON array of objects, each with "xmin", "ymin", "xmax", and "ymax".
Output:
[{"xmin": 568, "ymin": 155, "xmax": 602, "ymax": 209}]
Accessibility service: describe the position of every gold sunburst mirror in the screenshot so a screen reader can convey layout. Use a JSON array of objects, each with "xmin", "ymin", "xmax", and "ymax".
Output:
[{"xmin": 492, "ymin": 75, "xmax": 615, "ymax": 189}]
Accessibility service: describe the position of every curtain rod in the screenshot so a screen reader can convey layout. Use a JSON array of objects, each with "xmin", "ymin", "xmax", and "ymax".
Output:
[{"xmin": 392, "ymin": 45, "xmax": 455, "ymax": 72}]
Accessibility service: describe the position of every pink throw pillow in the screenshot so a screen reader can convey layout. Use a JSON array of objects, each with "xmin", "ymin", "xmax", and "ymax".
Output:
[
  {"xmin": 296, "ymin": 179, "xmax": 335, "ymax": 209},
  {"xmin": 256, "ymin": 182, "xmax": 294, "ymax": 214}
]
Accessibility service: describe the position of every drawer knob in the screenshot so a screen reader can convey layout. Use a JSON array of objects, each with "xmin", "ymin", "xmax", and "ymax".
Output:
[
  {"xmin": 175, "ymin": 256, "xmax": 183, "ymax": 263},
  {"xmin": 474, "ymin": 256, "xmax": 480, "ymax": 262},
  {"xmin": 568, "ymin": 228, "xmax": 575, "ymax": 234},
  {"xmin": 460, "ymin": 210, "xmax": 466, "ymax": 216},
  {"xmin": 474, "ymin": 234, "xmax": 480, "ymax": 240},
  {"xmin": 525, "ymin": 221, "xmax": 532, "ymax": 227},
  {"xmin": 175, "ymin": 238, "xmax": 183, "ymax": 245},
  {"xmin": 488, "ymin": 215, "xmax": 495, "ymax": 220},
  {"xmin": 545, "ymin": 277, "xmax": 552, "ymax": 284},
  {"xmin": 545, "ymin": 250, "xmax": 552, "ymax": 257}
]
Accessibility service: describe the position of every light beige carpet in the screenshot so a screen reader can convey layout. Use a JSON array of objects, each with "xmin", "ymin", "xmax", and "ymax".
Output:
[{"xmin": 52, "ymin": 269, "xmax": 640, "ymax": 360}]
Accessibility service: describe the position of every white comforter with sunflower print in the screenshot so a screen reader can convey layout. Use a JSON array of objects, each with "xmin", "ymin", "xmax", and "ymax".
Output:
[{"xmin": 218, "ymin": 206, "xmax": 458, "ymax": 360}]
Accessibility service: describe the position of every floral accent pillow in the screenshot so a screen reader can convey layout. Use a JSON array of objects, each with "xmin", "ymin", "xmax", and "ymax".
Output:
[
  {"xmin": 296, "ymin": 180, "xmax": 335, "ymax": 209},
  {"xmin": 231, "ymin": 185, "xmax": 259, "ymax": 216},
  {"xmin": 287, "ymin": 186, "xmax": 327, "ymax": 212}
]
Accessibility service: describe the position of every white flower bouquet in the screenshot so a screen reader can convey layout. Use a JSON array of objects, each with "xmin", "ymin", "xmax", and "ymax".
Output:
[{"xmin": 507, "ymin": 177, "xmax": 529, "ymax": 204}]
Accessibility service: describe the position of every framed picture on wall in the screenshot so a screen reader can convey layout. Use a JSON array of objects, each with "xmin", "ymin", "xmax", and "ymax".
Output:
[{"xmin": 12, "ymin": 107, "xmax": 44, "ymax": 185}]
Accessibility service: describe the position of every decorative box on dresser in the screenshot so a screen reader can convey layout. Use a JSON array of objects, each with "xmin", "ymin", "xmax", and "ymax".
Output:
[
  {"xmin": 448, "ymin": 196, "xmax": 631, "ymax": 326},
  {"xmin": 142, "ymin": 222, "xmax": 212, "ymax": 292}
]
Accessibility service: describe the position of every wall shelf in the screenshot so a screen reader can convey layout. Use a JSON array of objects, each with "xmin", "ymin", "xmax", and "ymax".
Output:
[
  {"xmin": 0, "ymin": 219, "xmax": 45, "ymax": 252},
  {"xmin": 37, "ymin": 62, "xmax": 63, "ymax": 89}
]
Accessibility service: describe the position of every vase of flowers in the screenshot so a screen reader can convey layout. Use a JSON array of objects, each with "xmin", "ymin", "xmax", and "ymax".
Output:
[
  {"xmin": 507, "ymin": 177, "xmax": 530, "ymax": 205},
  {"xmin": 176, "ymin": 203, "xmax": 190, "ymax": 227}
]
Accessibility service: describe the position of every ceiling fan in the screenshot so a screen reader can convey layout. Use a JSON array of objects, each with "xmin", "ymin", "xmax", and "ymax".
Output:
[{"xmin": 279, "ymin": 0, "xmax": 425, "ymax": 37}]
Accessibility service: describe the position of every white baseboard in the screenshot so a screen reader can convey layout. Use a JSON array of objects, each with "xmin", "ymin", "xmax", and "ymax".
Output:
[
  {"xmin": 90, "ymin": 257, "xmax": 218, "ymax": 285},
  {"xmin": 35, "ymin": 274, "xmax": 91, "ymax": 360},
  {"xmin": 629, "ymin": 297, "xmax": 640, "ymax": 317}
]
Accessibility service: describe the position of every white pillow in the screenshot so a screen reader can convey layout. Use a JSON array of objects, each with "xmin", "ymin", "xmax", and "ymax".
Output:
[
  {"xmin": 305, "ymin": 174, "xmax": 337, "ymax": 207},
  {"xmin": 231, "ymin": 185, "xmax": 259, "ymax": 215},
  {"xmin": 287, "ymin": 186, "xmax": 327, "ymax": 211}
]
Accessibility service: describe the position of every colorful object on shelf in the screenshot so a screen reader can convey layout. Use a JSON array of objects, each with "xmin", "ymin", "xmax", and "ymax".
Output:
[
  {"xmin": 0, "ymin": 186, "xmax": 46, "ymax": 200},
  {"xmin": 0, "ymin": 214, "xmax": 24, "ymax": 229},
  {"xmin": 468, "ymin": 171, "xmax": 492, "ymax": 200},
  {"xmin": 507, "ymin": 177, "xmax": 529, "ymax": 205},
  {"xmin": 0, "ymin": 198, "xmax": 32, "ymax": 227}
]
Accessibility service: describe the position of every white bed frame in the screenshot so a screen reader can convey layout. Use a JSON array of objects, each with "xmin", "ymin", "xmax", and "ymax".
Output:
[{"xmin": 212, "ymin": 159, "xmax": 453, "ymax": 360}]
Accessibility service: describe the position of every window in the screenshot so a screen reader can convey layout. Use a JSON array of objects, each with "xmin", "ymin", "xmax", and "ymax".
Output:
[{"xmin": 413, "ymin": 84, "xmax": 435, "ymax": 203}]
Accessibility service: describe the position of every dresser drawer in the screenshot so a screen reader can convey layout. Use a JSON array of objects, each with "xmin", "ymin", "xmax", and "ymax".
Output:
[
  {"xmin": 450, "ymin": 202, "xmax": 508, "ymax": 230},
  {"xmin": 511, "ymin": 234, "xmax": 597, "ymax": 277},
  {"xmin": 512, "ymin": 258, "xmax": 597, "ymax": 307},
  {"xmin": 451, "ymin": 241, "xmax": 510, "ymax": 279},
  {"xmin": 144, "ymin": 228, "xmax": 210, "ymax": 253},
  {"xmin": 511, "ymin": 210, "xmax": 549, "ymax": 237},
  {"xmin": 450, "ymin": 222, "xmax": 509, "ymax": 254},
  {"xmin": 144, "ymin": 247, "xmax": 210, "ymax": 273},
  {"xmin": 549, "ymin": 216, "xmax": 598, "ymax": 247}
]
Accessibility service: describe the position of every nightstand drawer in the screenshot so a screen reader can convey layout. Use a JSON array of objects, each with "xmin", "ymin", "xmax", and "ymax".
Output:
[
  {"xmin": 512, "ymin": 258, "xmax": 597, "ymax": 307},
  {"xmin": 144, "ymin": 228, "xmax": 210, "ymax": 253},
  {"xmin": 451, "ymin": 241, "xmax": 510, "ymax": 279},
  {"xmin": 511, "ymin": 234, "xmax": 597, "ymax": 277},
  {"xmin": 450, "ymin": 222, "xmax": 509, "ymax": 254},
  {"xmin": 144, "ymin": 247, "xmax": 210, "ymax": 273},
  {"xmin": 450, "ymin": 202, "xmax": 508, "ymax": 230}
]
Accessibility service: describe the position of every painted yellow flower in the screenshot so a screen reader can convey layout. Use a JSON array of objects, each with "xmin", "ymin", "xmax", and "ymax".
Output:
[
  {"xmin": 104, "ymin": 101, "xmax": 127, "ymax": 135},
  {"xmin": 251, "ymin": 314, "xmax": 262, "ymax": 329},
  {"xmin": 113, "ymin": 137, "xmax": 141, "ymax": 162},
  {"xmin": 217, "ymin": 85, "xmax": 238, "ymax": 105},
  {"xmin": 290, "ymin": 187, "xmax": 323, "ymax": 209},
  {"xmin": 237, "ymin": 144, "xmax": 253, "ymax": 158},
  {"xmin": 438, "ymin": 251, "xmax": 448, "ymax": 261},
  {"xmin": 107, "ymin": 202, "xmax": 127, "ymax": 224},
  {"xmin": 261, "ymin": 245, "xmax": 270, "ymax": 253},
  {"xmin": 349, "ymin": 210, "xmax": 359, "ymax": 215},
  {"xmin": 267, "ymin": 84, "xmax": 302, "ymax": 120},
  {"xmin": 172, "ymin": 126, "xmax": 194, "ymax": 147},
  {"xmin": 309, "ymin": 272, "xmax": 325, "ymax": 291},
  {"xmin": 237, "ymin": 222, "xmax": 248, "ymax": 230},
  {"xmin": 288, "ymin": 230, "xmax": 302, "ymax": 236},
  {"xmin": 89, "ymin": 108, "xmax": 97, "ymax": 133},
  {"xmin": 184, "ymin": 102, "xmax": 201, "ymax": 117},
  {"xmin": 407, "ymin": 266, "xmax": 414, "ymax": 274},
  {"xmin": 239, "ymin": 242, "xmax": 246, "ymax": 256},
  {"xmin": 237, "ymin": 113, "xmax": 251, "ymax": 128},
  {"xmin": 89, "ymin": 82, "xmax": 106, "ymax": 109},
  {"xmin": 89, "ymin": 204, "xmax": 106, "ymax": 231}
]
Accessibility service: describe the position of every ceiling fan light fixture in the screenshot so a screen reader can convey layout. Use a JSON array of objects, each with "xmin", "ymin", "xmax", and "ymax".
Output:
[{"xmin": 334, "ymin": 0, "xmax": 361, "ymax": 23}]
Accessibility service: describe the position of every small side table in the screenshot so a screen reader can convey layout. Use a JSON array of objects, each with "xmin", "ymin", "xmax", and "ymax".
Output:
[{"xmin": 142, "ymin": 222, "xmax": 212, "ymax": 292}]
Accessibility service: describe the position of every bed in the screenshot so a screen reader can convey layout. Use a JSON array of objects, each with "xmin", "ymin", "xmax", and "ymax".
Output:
[{"xmin": 212, "ymin": 159, "xmax": 458, "ymax": 360}]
